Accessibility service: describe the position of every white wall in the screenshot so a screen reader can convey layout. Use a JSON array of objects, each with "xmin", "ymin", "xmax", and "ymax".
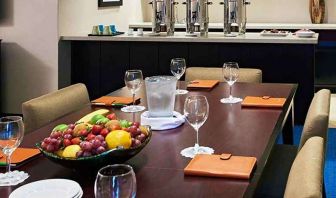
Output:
[
  {"xmin": 144, "ymin": 0, "xmax": 336, "ymax": 23},
  {"xmin": 0, "ymin": 0, "xmax": 59, "ymax": 114},
  {"xmin": 59, "ymin": 0, "xmax": 146, "ymax": 35}
]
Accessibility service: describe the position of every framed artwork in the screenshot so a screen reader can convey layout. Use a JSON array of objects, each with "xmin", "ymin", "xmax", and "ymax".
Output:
[{"xmin": 98, "ymin": 0, "xmax": 123, "ymax": 7}]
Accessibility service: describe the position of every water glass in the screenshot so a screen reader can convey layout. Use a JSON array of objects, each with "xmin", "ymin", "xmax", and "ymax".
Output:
[
  {"xmin": 0, "ymin": 116, "xmax": 24, "ymax": 175},
  {"xmin": 170, "ymin": 58, "xmax": 188, "ymax": 95},
  {"xmin": 95, "ymin": 164, "xmax": 136, "ymax": 198},
  {"xmin": 220, "ymin": 62, "xmax": 242, "ymax": 104}
]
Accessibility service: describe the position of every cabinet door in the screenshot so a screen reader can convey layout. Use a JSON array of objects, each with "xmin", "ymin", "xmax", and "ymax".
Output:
[
  {"xmin": 129, "ymin": 42, "xmax": 159, "ymax": 78},
  {"xmin": 158, "ymin": 43, "xmax": 188, "ymax": 76},
  {"xmin": 71, "ymin": 41, "xmax": 100, "ymax": 99},
  {"xmin": 100, "ymin": 42, "xmax": 129, "ymax": 96},
  {"xmin": 188, "ymin": 43, "xmax": 219, "ymax": 67}
]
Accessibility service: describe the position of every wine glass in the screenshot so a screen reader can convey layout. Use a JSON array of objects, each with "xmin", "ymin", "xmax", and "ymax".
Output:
[
  {"xmin": 220, "ymin": 62, "xmax": 243, "ymax": 104},
  {"xmin": 180, "ymin": 95, "xmax": 214, "ymax": 158},
  {"xmin": 0, "ymin": 116, "xmax": 24, "ymax": 178},
  {"xmin": 170, "ymin": 58, "xmax": 188, "ymax": 95},
  {"xmin": 95, "ymin": 164, "xmax": 136, "ymax": 198},
  {"xmin": 121, "ymin": 70, "xmax": 146, "ymax": 113}
]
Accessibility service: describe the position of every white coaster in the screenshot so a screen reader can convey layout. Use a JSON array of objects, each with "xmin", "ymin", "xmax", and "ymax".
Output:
[
  {"xmin": 185, "ymin": 33, "xmax": 198, "ymax": 37},
  {"xmin": 121, "ymin": 105, "xmax": 146, "ymax": 113},
  {"xmin": 180, "ymin": 146, "xmax": 214, "ymax": 158},
  {"xmin": 220, "ymin": 97, "xmax": 243, "ymax": 104},
  {"xmin": 176, "ymin": 89, "xmax": 188, "ymax": 95},
  {"xmin": 0, "ymin": 171, "xmax": 29, "ymax": 186}
]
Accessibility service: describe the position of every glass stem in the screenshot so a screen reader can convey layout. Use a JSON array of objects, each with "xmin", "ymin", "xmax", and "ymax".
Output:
[
  {"xmin": 194, "ymin": 128, "xmax": 200, "ymax": 153},
  {"xmin": 177, "ymin": 80, "xmax": 180, "ymax": 91},
  {"xmin": 229, "ymin": 85, "xmax": 233, "ymax": 99},
  {"xmin": 132, "ymin": 93, "xmax": 135, "ymax": 106},
  {"xmin": 6, "ymin": 154, "xmax": 11, "ymax": 173}
]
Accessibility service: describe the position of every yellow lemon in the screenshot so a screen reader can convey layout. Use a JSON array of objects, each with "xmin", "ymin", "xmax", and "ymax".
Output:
[
  {"xmin": 105, "ymin": 130, "xmax": 131, "ymax": 149},
  {"xmin": 63, "ymin": 145, "xmax": 81, "ymax": 158},
  {"xmin": 55, "ymin": 149, "xmax": 64, "ymax": 158}
]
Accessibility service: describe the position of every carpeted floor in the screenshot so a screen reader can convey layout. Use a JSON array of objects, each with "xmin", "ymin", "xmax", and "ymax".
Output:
[{"xmin": 285, "ymin": 126, "xmax": 336, "ymax": 198}]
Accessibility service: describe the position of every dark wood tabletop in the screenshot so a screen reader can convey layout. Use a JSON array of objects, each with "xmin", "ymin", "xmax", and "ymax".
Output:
[{"xmin": 0, "ymin": 82, "xmax": 297, "ymax": 198}]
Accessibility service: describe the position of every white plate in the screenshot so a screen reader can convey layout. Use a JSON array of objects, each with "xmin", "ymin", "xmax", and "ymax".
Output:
[
  {"xmin": 296, "ymin": 31, "xmax": 315, "ymax": 38},
  {"xmin": 9, "ymin": 179, "xmax": 82, "ymax": 198},
  {"xmin": 260, "ymin": 30, "xmax": 289, "ymax": 37}
]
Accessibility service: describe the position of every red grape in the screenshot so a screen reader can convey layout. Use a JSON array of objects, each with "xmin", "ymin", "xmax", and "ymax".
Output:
[
  {"xmin": 80, "ymin": 141, "xmax": 93, "ymax": 151},
  {"xmin": 46, "ymin": 144, "xmax": 55, "ymax": 152},
  {"xmin": 86, "ymin": 133, "xmax": 96, "ymax": 141},
  {"xmin": 76, "ymin": 150, "xmax": 83, "ymax": 158},
  {"xmin": 95, "ymin": 135, "xmax": 104, "ymax": 142},
  {"xmin": 136, "ymin": 133, "xmax": 146, "ymax": 142},
  {"xmin": 129, "ymin": 126, "xmax": 140, "ymax": 137},
  {"xmin": 132, "ymin": 122, "xmax": 140, "ymax": 128},
  {"xmin": 82, "ymin": 151, "xmax": 92, "ymax": 157},
  {"xmin": 96, "ymin": 146, "xmax": 106, "ymax": 154},
  {"xmin": 50, "ymin": 138, "xmax": 58, "ymax": 145},
  {"xmin": 132, "ymin": 139, "xmax": 141, "ymax": 148},
  {"xmin": 64, "ymin": 128, "xmax": 73, "ymax": 135},
  {"xmin": 101, "ymin": 141, "xmax": 107, "ymax": 148},
  {"xmin": 100, "ymin": 128, "xmax": 109, "ymax": 137},
  {"xmin": 68, "ymin": 123, "xmax": 75, "ymax": 130},
  {"xmin": 44, "ymin": 137, "xmax": 52, "ymax": 144},
  {"xmin": 79, "ymin": 129, "xmax": 89, "ymax": 136},
  {"xmin": 41, "ymin": 142, "xmax": 48, "ymax": 149},
  {"xmin": 63, "ymin": 134, "xmax": 72, "ymax": 139},
  {"xmin": 50, "ymin": 131, "xmax": 62, "ymax": 139},
  {"xmin": 92, "ymin": 139, "xmax": 101, "ymax": 149}
]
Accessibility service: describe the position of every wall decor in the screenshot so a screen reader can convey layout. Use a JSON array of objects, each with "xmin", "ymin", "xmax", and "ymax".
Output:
[
  {"xmin": 98, "ymin": 0, "xmax": 123, "ymax": 7},
  {"xmin": 309, "ymin": 0, "xmax": 325, "ymax": 24}
]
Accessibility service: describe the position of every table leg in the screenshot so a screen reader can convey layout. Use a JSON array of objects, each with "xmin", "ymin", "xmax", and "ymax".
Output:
[{"xmin": 283, "ymin": 101, "xmax": 294, "ymax": 145}]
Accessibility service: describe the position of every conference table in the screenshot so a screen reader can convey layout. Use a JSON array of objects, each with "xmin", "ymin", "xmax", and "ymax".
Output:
[{"xmin": 0, "ymin": 82, "xmax": 297, "ymax": 198}]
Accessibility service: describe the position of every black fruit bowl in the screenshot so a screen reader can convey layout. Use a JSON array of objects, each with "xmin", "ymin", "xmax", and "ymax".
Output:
[{"xmin": 36, "ymin": 127, "xmax": 152, "ymax": 170}]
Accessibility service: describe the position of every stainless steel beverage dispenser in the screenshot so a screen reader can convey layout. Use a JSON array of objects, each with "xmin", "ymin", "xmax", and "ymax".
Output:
[
  {"xmin": 220, "ymin": 0, "xmax": 250, "ymax": 36},
  {"xmin": 184, "ymin": 0, "xmax": 212, "ymax": 37},
  {"xmin": 150, "ymin": 0, "xmax": 177, "ymax": 36}
]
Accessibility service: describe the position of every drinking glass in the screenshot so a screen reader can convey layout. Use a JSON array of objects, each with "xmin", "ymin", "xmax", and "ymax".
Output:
[
  {"xmin": 170, "ymin": 58, "xmax": 188, "ymax": 95},
  {"xmin": 220, "ymin": 62, "xmax": 243, "ymax": 104},
  {"xmin": 0, "ymin": 116, "xmax": 24, "ymax": 176},
  {"xmin": 121, "ymin": 70, "xmax": 146, "ymax": 113},
  {"xmin": 180, "ymin": 95, "xmax": 214, "ymax": 158},
  {"xmin": 95, "ymin": 164, "xmax": 136, "ymax": 198}
]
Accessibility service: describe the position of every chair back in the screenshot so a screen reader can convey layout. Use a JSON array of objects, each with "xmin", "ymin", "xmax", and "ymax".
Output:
[
  {"xmin": 299, "ymin": 89, "xmax": 330, "ymax": 151},
  {"xmin": 22, "ymin": 83, "xmax": 90, "ymax": 133},
  {"xmin": 284, "ymin": 136, "xmax": 324, "ymax": 198},
  {"xmin": 185, "ymin": 67, "xmax": 262, "ymax": 83}
]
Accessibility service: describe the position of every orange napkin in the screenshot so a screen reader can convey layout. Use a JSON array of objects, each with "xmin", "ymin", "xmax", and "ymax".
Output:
[
  {"xmin": 184, "ymin": 154, "xmax": 257, "ymax": 179},
  {"xmin": 187, "ymin": 80, "xmax": 219, "ymax": 90},
  {"xmin": 0, "ymin": 148, "xmax": 40, "ymax": 166},
  {"xmin": 242, "ymin": 96, "xmax": 286, "ymax": 108},
  {"xmin": 92, "ymin": 96, "xmax": 140, "ymax": 106}
]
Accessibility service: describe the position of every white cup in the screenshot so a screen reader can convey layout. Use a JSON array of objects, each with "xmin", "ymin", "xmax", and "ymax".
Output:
[
  {"xmin": 137, "ymin": 28, "xmax": 144, "ymax": 36},
  {"xmin": 128, "ymin": 28, "xmax": 134, "ymax": 36}
]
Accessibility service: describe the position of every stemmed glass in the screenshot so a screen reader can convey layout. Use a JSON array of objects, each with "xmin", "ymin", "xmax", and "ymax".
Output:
[
  {"xmin": 170, "ymin": 58, "xmax": 188, "ymax": 95},
  {"xmin": 0, "ymin": 116, "xmax": 24, "ymax": 179},
  {"xmin": 220, "ymin": 62, "xmax": 243, "ymax": 104},
  {"xmin": 180, "ymin": 95, "xmax": 214, "ymax": 158},
  {"xmin": 121, "ymin": 70, "xmax": 146, "ymax": 113},
  {"xmin": 95, "ymin": 164, "xmax": 136, "ymax": 198}
]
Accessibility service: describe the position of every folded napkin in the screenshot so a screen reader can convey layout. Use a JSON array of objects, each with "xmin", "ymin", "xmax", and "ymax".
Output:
[
  {"xmin": 0, "ymin": 170, "xmax": 29, "ymax": 186},
  {"xmin": 140, "ymin": 111, "xmax": 185, "ymax": 130},
  {"xmin": 187, "ymin": 80, "xmax": 219, "ymax": 90},
  {"xmin": 0, "ymin": 148, "xmax": 40, "ymax": 167},
  {"xmin": 184, "ymin": 153, "xmax": 257, "ymax": 179},
  {"xmin": 242, "ymin": 96, "xmax": 286, "ymax": 108},
  {"xmin": 92, "ymin": 96, "xmax": 140, "ymax": 106}
]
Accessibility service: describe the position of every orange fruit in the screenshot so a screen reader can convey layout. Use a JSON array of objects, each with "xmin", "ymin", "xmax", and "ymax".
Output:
[{"xmin": 105, "ymin": 130, "xmax": 131, "ymax": 149}]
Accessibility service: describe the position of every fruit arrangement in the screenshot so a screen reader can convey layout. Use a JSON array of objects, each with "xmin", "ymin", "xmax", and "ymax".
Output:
[{"xmin": 39, "ymin": 109, "xmax": 150, "ymax": 159}]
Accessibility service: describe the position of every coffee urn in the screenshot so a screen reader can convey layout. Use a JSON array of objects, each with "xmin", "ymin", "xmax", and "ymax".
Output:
[
  {"xmin": 150, "ymin": 0, "xmax": 178, "ymax": 36},
  {"xmin": 184, "ymin": 0, "xmax": 212, "ymax": 37},
  {"xmin": 220, "ymin": 0, "xmax": 250, "ymax": 36}
]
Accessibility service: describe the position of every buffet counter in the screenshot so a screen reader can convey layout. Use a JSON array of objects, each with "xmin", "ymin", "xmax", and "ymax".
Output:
[
  {"xmin": 129, "ymin": 22, "xmax": 336, "ymax": 30},
  {"xmin": 61, "ymin": 32, "xmax": 318, "ymax": 44}
]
